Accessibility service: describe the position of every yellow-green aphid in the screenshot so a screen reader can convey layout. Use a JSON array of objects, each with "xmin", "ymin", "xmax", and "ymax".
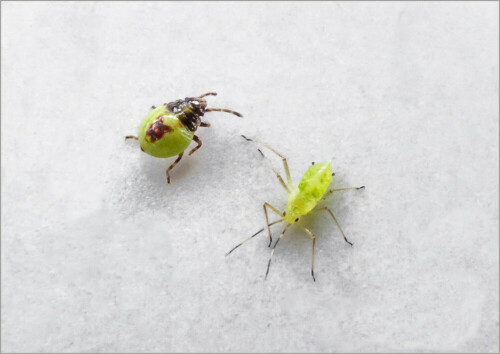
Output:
[
  {"xmin": 125, "ymin": 92, "xmax": 242, "ymax": 184},
  {"xmin": 226, "ymin": 136, "xmax": 365, "ymax": 281}
]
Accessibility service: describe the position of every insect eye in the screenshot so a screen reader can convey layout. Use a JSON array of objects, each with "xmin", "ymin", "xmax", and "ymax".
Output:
[
  {"xmin": 282, "ymin": 212, "xmax": 286, "ymax": 216},
  {"xmin": 295, "ymin": 218, "xmax": 299, "ymax": 222}
]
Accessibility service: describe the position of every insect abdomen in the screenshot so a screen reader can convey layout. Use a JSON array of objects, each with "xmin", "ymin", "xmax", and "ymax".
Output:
[
  {"xmin": 138, "ymin": 107, "xmax": 194, "ymax": 158},
  {"xmin": 298, "ymin": 162, "xmax": 332, "ymax": 197}
]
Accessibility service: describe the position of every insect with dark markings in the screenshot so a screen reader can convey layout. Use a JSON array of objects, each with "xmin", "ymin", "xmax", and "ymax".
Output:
[
  {"xmin": 226, "ymin": 136, "xmax": 365, "ymax": 281},
  {"xmin": 126, "ymin": 92, "xmax": 242, "ymax": 184}
]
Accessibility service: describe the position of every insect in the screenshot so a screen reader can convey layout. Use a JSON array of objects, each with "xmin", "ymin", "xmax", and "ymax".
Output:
[
  {"xmin": 226, "ymin": 136, "xmax": 364, "ymax": 281},
  {"xmin": 125, "ymin": 92, "xmax": 242, "ymax": 184}
]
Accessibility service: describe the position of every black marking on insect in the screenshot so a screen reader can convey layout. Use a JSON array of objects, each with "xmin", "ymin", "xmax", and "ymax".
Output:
[{"xmin": 146, "ymin": 117, "xmax": 172, "ymax": 142}]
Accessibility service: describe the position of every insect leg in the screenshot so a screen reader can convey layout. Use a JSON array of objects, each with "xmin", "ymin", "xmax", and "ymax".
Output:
[
  {"xmin": 265, "ymin": 224, "xmax": 290, "ymax": 280},
  {"xmin": 323, "ymin": 186, "xmax": 365, "ymax": 200},
  {"xmin": 315, "ymin": 207, "xmax": 353, "ymax": 246},
  {"xmin": 125, "ymin": 136, "xmax": 138, "ymax": 140},
  {"xmin": 302, "ymin": 227, "xmax": 317, "ymax": 282},
  {"xmin": 200, "ymin": 122, "xmax": 211, "ymax": 128},
  {"xmin": 165, "ymin": 152, "xmax": 184, "ymax": 184},
  {"xmin": 188, "ymin": 135, "xmax": 202, "ymax": 156},
  {"xmin": 264, "ymin": 203, "xmax": 283, "ymax": 247},
  {"xmin": 205, "ymin": 108, "xmax": 243, "ymax": 117},
  {"xmin": 240, "ymin": 135, "xmax": 292, "ymax": 186},
  {"xmin": 226, "ymin": 219, "xmax": 283, "ymax": 256}
]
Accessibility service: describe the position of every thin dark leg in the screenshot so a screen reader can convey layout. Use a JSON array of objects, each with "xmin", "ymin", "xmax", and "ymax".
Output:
[
  {"xmin": 125, "ymin": 136, "xmax": 138, "ymax": 140},
  {"xmin": 166, "ymin": 152, "xmax": 184, "ymax": 184},
  {"xmin": 265, "ymin": 224, "xmax": 290, "ymax": 280},
  {"xmin": 315, "ymin": 207, "xmax": 353, "ymax": 246},
  {"xmin": 205, "ymin": 108, "xmax": 242, "ymax": 117},
  {"xmin": 226, "ymin": 219, "xmax": 283, "ymax": 256},
  {"xmin": 200, "ymin": 122, "xmax": 211, "ymax": 128},
  {"xmin": 333, "ymin": 186, "xmax": 365, "ymax": 191},
  {"xmin": 312, "ymin": 237, "xmax": 316, "ymax": 281},
  {"xmin": 323, "ymin": 186, "xmax": 365, "ymax": 200},
  {"xmin": 264, "ymin": 203, "xmax": 283, "ymax": 247},
  {"xmin": 188, "ymin": 135, "xmax": 202, "ymax": 156},
  {"xmin": 302, "ymin": 227, "xmax": 317, "ymax": 282}
]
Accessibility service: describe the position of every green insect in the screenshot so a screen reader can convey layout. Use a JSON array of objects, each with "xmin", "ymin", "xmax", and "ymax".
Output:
[
  {"xmin": 227, "ymin": 136, "xmax": 365, "ymax": 281},
  {"xmin": 126, "ymin": 92, "xmax": 242, "ymax": 184}
]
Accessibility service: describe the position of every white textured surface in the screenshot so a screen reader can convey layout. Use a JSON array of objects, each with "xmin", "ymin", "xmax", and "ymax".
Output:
[{"xmin": 1, "ymin": 2, "xmax": 498, "ymax": 352}]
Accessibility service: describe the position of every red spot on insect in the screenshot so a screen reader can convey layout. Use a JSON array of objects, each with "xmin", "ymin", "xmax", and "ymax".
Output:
[{"xmin": 146, "ymin": 117, "xmax": 172, "ymax": 142}]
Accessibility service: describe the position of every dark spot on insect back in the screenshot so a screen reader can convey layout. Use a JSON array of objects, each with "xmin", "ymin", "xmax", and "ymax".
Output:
[
  {"xmin": 146, "ymin": 117, "xmax": 171, "ymax": 142},
  {"xmin": 147, "ymin": 128, "xmax": 159, "ymax": 141}
]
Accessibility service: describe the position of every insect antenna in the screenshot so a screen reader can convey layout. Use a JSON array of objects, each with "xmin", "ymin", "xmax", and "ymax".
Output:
[
  {"xmin": 265, "ymin": 224, "xmax": 290, "ymax": 280},
  {"xmin": 226, "ymin": 219, "xmax": 283, "ymax": 256},
  {"xmin": 205, "ymin": 108, "xmax": 243, "ymax": 117},
  {"xmin": 198, "ymin": 92, "xmax": 218, "ymax": 98},
  {"xmin": 241, "ymin": 135, "xmax": 292, "ymax": 187}
]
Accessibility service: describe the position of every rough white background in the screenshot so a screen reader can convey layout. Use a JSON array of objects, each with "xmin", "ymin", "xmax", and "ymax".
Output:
[{"xmin": 1, "ymin": 2, "xmax": 498, "ymax": 353}]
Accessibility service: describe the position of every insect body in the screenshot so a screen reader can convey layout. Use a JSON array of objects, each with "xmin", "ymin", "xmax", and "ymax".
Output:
[
  {"xmin": 125, "ymin": 92, "xmax": 242, "ymax": 184},
  {"xmin": 227, "ymin": 136, "xmax": 365, "ymax": 281}
]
